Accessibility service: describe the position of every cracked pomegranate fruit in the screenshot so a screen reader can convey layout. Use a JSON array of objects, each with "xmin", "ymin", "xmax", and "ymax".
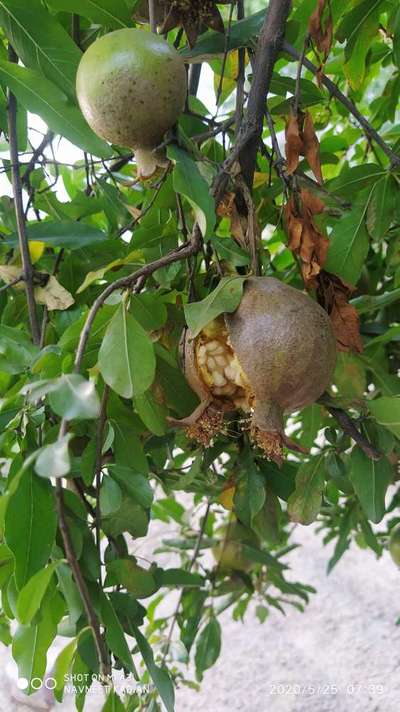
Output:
[
  {"xmin": 176, "ymin": 277, "xmax": 336, "ymax": 462},
  {"xmin": 76, "ymin": 28, "xmax": 187, "ymax": 177}
]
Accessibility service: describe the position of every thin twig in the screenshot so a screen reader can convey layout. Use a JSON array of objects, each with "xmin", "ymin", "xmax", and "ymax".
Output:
[
  {"xmin": 148, "ymin": 0, "xmax": 157, "ymax": 34},
  {"xmin": 75, "ymin": 225, "xmax": 202, "ymax": 372},
  {"xmin": 282, "ymin": 40, "xmax": 400, "ymax": 168},
  {"xmin": 55, "ymin": 479, "xmax": 111, "ymax": 678},
  {"xmin": 0, "ymin": 275, "xmax": 23, "ymax": 293},
  {"xmin": 293, "ymin": 34, "xmax": 309, "ymax": 116},
  {"xmin": 215, "ymin": 2, "xmax": 235, "ymax": 108},
  {"xmin": 318, "ymin": 395, "xmax": 382, "ymax": 461},
  {"xmin": 94, "ymin": 385, "xmax": 110, "ymax": 566},
  {"xmin": 162, "ymin": 500, "xmax": 211, "ymax": 662},
  {"xmin": 117, "ymin": 167, "xmax": 170, "ymax": 237},
  {"xmin": 7, "ymin": 45, "xmax": 41, "ymax": 345},
  {"xmin": 235, "ymin": 0, "xmax": 246, "ymax": 139},
  {"xmin": 21, "ymin": 130, "xmax": 54, "ymax": 187}
]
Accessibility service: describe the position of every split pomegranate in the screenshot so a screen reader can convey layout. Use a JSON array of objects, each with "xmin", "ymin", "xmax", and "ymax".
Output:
[
  {"xmin": 76, "ymin": 28, "xmax": 187, "ymax": 177},
  {"xmin": 177, "ymin": 277, "xmax": 336, "ymax": 461}
]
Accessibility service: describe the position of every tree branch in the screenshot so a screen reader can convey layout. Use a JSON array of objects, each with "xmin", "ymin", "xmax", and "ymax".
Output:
[
  {"xmin": 212, "ymin": 0, "xmax": 292, "ymax": 201},
  {"xmin": 74, "ymin": 225, "xmax": 202, "ymax": 372},
  {"xmin": 54, "ymin": 479, "xmax": 111, "ymax": 678},
  {"xmin": 7, "ymin": 45, "xmax": 41, "ymax": 345},
  {"xmin": 238, "ymin": 0, "xmax": 292, "ymax": 188},
  {"xmin": 319, "ymin": 395, "xmax": 382, "ymax": 461},
  {"xmin": 22, "ymin": 130, "xmax": 54, "ymax": 188},
  {"xmin": 282, "ymin": 40, "xmax": 400, "ymax": 169}
]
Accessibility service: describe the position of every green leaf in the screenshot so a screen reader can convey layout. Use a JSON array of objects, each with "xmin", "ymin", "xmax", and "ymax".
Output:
[
  {"xmin": 130, "ymin": 293, "xmax": 168, "ymax": 331},
  {"xmin": 0, "ymin": 324, "xmax": 38, "ymax": 374},
  {"xmin": 132, "ymin": 624, "xmax": 175, "ymax": 712},
  {"xmin": 233, "ymin": 455, "xmax": 266, "ymax": 527},
  {"xmin": 102, "ymin": 498, "xmax": 149, "ymax": 539},
  {"xmin": 325, "ymin": 200, "xmax": 370, "ymax": 285},
  {"xmin": 352, "ymin": 288, "xmax": 400, "ymax": 314},
  {"xmin": 35, "ymin": 436, "xmax": 71, "ymax": 479},
  {"xmin": 195, "ymin": 617, "xmax": 221, "ymax": 682},
  {"xmin": 102, "ymin": 691, "xmax": 126, "ymax": 712},
  {"xmin": 48, "ymin": 374, "xmax": 101, "ymax": 420},
  {"xmin": 100, "ymin": 476, "xmax": 122, "ymax": 516},
  {"xmin": 135, "ymin": 390, "xmax": 166, "ymax": 436},
  {"xmin": 366, "ymin": 174, "xmax": 397, "ymax": 239},
  {"xmin": 99, "ymin": 591, "xmax": 136, "ymax": 674},
  {"xmin": 98, "ymin": 303, "xmax": 156, "ymax": 399},
  {"xmin": 184, "ymin": 276, "xmax": 246, "ymax": 337},
  {"xmin": 5, "ymin": 469, "xmax": 57, "ymax": 589},
  {"xmin": 0, "ymin": 60, "xmax": 112, "ymax": 157},
  {"xmin": 106, "ymin": 558, "xmax": 158, "ymax": 599},
  {"xmin": 349, "ymin": 448, "xmax": 392, "ymax": 523},
  {"xmin": 364, "ymin": 324, "xmax": 400, "ymax": 348},
  {"xmin": 16, "ymin": 561, "xmax": 60, "ymax": 625},
  {"xmin": 0, "ymin": 0, "xmax": 81, "ymax": 100},
  {"xmin": 167, "ymin": 144, "xmax": 215, "ymax": 238},
  {"xmin": 181, "ymin": 9, "xmax": 265, "ymax": 61},
  {"xmin": 394, "ymin": 7, "xmax": 400, "ymax": 68},
  {"xmin": 47, "ymin": 0, "xmax": 132, "ymax": 28},
  {"xmin": 4, "ymin": 221, "xmax": 107, "ymax": 250},
  {"xmin": 369, "ymin": 396, "xmax": 400, "ymax": 437},
  {"xmin": 287, "ymin": 455, "xmax": 325, "ymax": 525},
  {"xmin": 210, "ymin": 236, "xmax": 250, "ymax": 266},
  {"xmin": 154, "ymin": 568, "xmax": 204, "ymax": 587},
  {"xmin": 12, "ymin": 589, "xmax": 64, "ymax": 693},
  {"xmin": 341, "ymin": 0, "xmax": 381, "ymax": 89},
  {"xmin": 109, "ymin": 467, "xmax": 153, "ymax": 508},
  {"xmin": 53, "ymin": 637, "xmax": 78, "ymax": 702},
  {"xmin": 328, "ymin": 164, "xmax": 385, "ymax": 196}
]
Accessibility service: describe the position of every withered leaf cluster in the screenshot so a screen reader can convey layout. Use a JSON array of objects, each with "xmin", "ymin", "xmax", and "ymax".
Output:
[
  {"xmin": 160, "ymin": 0, "xmax": 225, "ymax": 48},
  {"xmin": 317, "ymin": 271, "xmax": 363, "ymax": 353},
  {"xmin": 308, "ymin": 0, "xmax": 333, "ymax": 63},
  {"xmin": 285, "ymin": 110, "xmax": 323, "ymax": 184},
  {"xmin": 284, "ymin": 189, "xmax": 329, "ymax": 287}
]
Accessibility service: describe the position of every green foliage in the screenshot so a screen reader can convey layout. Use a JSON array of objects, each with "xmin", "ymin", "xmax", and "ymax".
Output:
[{"xmin": 0, "ymin": 1, "xmax": 398, "ymax": 710}]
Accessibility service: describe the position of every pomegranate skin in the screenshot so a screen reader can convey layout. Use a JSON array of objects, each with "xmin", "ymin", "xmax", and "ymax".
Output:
[
  {"xmin": 76, "ymin": 29, "xmax": 187, "ymax": 152},
  {"xmin": 225, "ymin": 277, "xmax": 336, "ymax": 432}
]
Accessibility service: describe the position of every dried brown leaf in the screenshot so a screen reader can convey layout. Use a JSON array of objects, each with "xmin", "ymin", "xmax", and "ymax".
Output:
[
  {"xmin": 308, "ymin": 0, "xmax": 333, "ymax": 61},
  {"xmin": 317, "ymin": 272, "xmax": 363, "ymax": 353},
  {"xmin": 284, "ymin": 191, "xmax": 329, "ymax": 287},
  {"xmin": 285, "ymin": 112, "xmax": 303, "ymax": 175},
  {"xmin": 302, "ymin": 113, "xmax": 323, "ymax": 184}
]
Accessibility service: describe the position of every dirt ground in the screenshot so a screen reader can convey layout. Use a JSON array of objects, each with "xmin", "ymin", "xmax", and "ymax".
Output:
[{"xmin": 2, "ymin": 523, "xmax": 400, "ymax": 712}]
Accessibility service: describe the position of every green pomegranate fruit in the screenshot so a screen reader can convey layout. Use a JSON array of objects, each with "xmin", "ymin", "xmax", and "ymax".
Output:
[
  {"xmin": 76, "ymin": 28, "xmax": 187, "ymax": 177},
  {"xmin": 212, "ymin": 521, "xmax": 258, "ymax": 572},
  {"xmin": 389, "ymin": 525, "xmax": 400, "ymax": 567},
  {"xmin": 175, "ymin": 277, "xmax": 336, "ymax": 461}
]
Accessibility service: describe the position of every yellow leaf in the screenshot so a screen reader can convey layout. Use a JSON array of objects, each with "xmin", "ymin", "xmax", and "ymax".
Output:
[
  {"xmin": 218, "ymin": 486, "xmax": 235, "ymax": 511},
  {"xmin": 77, "ymin": 250, "xmax": 143, "ymax": 294},
  {"xmin": 28, "ymin": 241, "xmax": 45, "ymax": 263},
  {"xmin": 253, "ymin": 172, "xmax": 268, "ymax": 189}
]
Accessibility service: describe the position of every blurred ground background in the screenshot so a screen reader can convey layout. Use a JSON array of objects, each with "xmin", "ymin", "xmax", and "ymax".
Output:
[{"xmin": 1, "ymin": 522, "xmax": 400, "ymax": 712}]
